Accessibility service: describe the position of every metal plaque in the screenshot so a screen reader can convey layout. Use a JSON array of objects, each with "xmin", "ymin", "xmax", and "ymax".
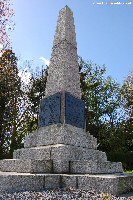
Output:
[
  {"xmin": 39, "ymin": 93, "xmax": 61, "ymax": 127},
  {"xmin": 65, "ymin": 93, "xmax": 85, "ymax": 128},
  {"xmin": 39, "ymin": 92, "xmax": 85, "ymax": 128}
]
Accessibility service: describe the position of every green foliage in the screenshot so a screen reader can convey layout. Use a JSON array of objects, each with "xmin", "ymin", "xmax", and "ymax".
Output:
[
  {"xmin": 27, "ymin": 67, "xmax": 47, "ymax": 113},
  {"xmin": 0, "ymin": 50, "xmax": 21, "ymax": 158},
  {"xmin": 120, "ymin": 71, "xmax": 133, "ymax": 152},
  {"xmin": 25, "ymin": 66, "xmax": 48, "ymax": 132},
  {"xmin": 0, "ymin": 51, "xmax": 48, "ymax": 159},
  {"xmin": 122, "ymin": 71, "xmax": 133, "ymax": 112},
  {"xmin": 126, "ymin": 170, "xmax": 133, "ymax": 173},
  {"xmin": 0, "ymin": 50, "xmax": 31, "ymax": 158},
  {"xmin": 79, "ymin": 57, "xmax": 126, "ymax": 152},
  {"xmin": 107, "ymin": 151, "xmax": 133, "ymax": 171}
]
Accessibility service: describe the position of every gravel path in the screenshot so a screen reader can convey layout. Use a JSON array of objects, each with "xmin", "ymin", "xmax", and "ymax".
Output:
[{"xmin": 0, "ymin": 188, "xmax": 133, "ymax": 200}]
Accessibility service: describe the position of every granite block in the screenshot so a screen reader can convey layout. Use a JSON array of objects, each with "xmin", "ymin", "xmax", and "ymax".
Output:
[
  {"xmin": 51, "ymin": 144, "xmax": 75, "ymax": 161},
  {"xmin": 0, "ymin": 172, "xmax": 133, "ymax": 194},
  {"xmin": 13, "ymin": 149, "xmax": 20, "ymax": 159},
  {"xmin": 13, "ymin": 146, "xmax": 51, "ymax": 160},
  {"xmin": 0, "ymin": 159, "xmax": 53, "ymax": 173},
  {"xmin": 78, "ymin": 175, "xmax": 118, "ymax": 194},
  {"xmin": 50, "ymin": 144, "xmax": 103, "ymax": 161},
  {"xmin": 97, "ymin": 151, "xmax": 107, "ymax": 162},
  {"xmin": 51, "ymin": 144, "xmax": 106, "ymax": 162},
  {"xmin": 61, "ymin": 174, "xmax": 77, "ymax": 188},
  {"xmin": 28, "ymin": 159, "xmax": 52, "ymax": 173},
  {"xmin": 24, "ymin": 124, "xmax": 98, "ymax": 149},
  {"xmin": 51, "ymin": 145, "xmax": 73, "ymax": 173},
  {"xmin": 77, "ymin": 173, "xmax": 133, "ymax": 195},
  {"xmin": 70, "ymin": 160, "xmax": 123, "ymax": 174},
  {"xmin": 118, "ymin": 174, "xmax": 133, "ymax": 194},
  {"xmin": 44, "ymin": 174, "xmax": 61, "ymax": 189},
  {"xmin": 0, "ymin": 172, "xmax": 44, "ymax": 193},
  {"xmin": 74, "ymin": 148, "xmax": 107, "ymax": 162},
  {"xmin": 52, "ymin": 159, "xmax": 69, "ymax": 173},
  {"xmin": 70, "ymin": 160, "xmax": 97, "ymax": 174},
  {"xmin": 97, "ymin": 161, "xmax": 123, "ymax": 173}
]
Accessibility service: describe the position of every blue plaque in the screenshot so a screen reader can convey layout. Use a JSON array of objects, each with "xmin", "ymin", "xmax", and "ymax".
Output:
[
  {"xmin": 39, "ymin": 93, "xmax": 61, "ymax": 127},
  {"xmin": 65, "ymin": 93, "xmax": 85, "ymax": 128},
  {"xmin": 39, "ymin": 92, "xmax": 86, "ymax": 129}
]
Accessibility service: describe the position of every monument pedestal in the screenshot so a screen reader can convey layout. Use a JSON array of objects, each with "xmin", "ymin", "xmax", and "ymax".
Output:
[
  {"xmin": 1, "ymin": 123, "xmax": 133, "ymax": 195},
  {"xmin": 11, "ymin": 124, "xmax": 122, "ymax": 174}
]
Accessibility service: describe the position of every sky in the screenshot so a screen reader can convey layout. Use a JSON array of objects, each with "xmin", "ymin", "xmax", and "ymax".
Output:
[{"xmin": 11, "ymin": 0, "xmax": 133, "ymax": 84}]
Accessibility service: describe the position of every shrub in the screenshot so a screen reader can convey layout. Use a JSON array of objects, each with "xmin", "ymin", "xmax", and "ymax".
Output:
[{"xmin": 107, "ymin": 151, "xmax": 133, "ymax": 171}]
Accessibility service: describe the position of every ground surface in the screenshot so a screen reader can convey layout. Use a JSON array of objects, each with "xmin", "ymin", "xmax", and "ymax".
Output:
[{"xmin": 0, "ymin": 188, "xmax": 133, "ymax": 200}]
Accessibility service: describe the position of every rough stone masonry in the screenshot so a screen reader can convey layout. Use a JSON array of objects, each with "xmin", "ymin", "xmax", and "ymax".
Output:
[
  {"xmin": 45, "ymin": 5, "xmax": 81, "ymax": 99},
  {"xmin": 0, "ymin": 5, "xmax": 133, "ymax": 195}
]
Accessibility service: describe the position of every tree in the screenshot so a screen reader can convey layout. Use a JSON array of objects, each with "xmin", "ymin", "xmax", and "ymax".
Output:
[
  {"xmin": 0, "ymin": 50, "xmax": 19, "ymax": 157},
  {"xmin": 122, "ymin": 71, "xmax": 133, "ymax": 118},
  {"xmin": 0, "ymin": 0, "xmax": 14, "ymax": 50},
  {"xmin": 0, "ymin": 52, "xmax": 48, "ymax": 158},
  {"xmin": 120, "ymin": 71, "xmax": 133, "ymax": 152},
  {"xmin": 79, "ymin": 57, "xmax": 124, "ymax": 152},
  {"xmin": 25, "ymin": 65, "xmax": 48, "ymax": 133},
  {"xmin": 0, "ymin": 50, "xmax": 28, "ymax": 158}
]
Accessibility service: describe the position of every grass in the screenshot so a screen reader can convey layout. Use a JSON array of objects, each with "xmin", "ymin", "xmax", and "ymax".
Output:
[{"xmin": 126, "ymin": 170, "xmax": 133, "ymax": 173}]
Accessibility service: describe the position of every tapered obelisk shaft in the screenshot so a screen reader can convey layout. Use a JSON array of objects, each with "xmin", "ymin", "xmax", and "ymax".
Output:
[{"xmin": 45, "ymin": 6, "xmax": 81, "ymax": 99}]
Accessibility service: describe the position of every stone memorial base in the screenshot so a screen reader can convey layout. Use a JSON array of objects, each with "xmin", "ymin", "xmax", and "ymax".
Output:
[
  {"xmin": 0, "ymin": 124, "xmax": 133, "ymax": 195},
  {"xmin": 0, "ymin": 172, "xmax": 133, "ymax": 195}
]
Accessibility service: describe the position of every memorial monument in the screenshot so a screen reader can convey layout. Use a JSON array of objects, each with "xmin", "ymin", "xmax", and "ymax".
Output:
[{"xmin": 0, "ymin": 6, "xmax": 133, "ymax": 195}]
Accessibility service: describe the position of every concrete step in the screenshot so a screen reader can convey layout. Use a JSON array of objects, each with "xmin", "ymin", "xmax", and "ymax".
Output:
[
  {"xmin": 0, "ymin": 159, "xmax": 52, "ymax": 173},
  {"xmin": 0, "ymin": 172, "xmax": 133, "ymax": 195},
  {"xmin": 70, "ymin": 160, "xmax": 123, "ymax": 174}
]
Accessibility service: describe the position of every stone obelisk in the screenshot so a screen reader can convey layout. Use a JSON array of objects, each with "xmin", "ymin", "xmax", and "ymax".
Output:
[
  {"xmin": 38, "ymin": 6, "xmax": 85, "ymax": 129},
  {"xmin": 0, "ymin": 6, "xmax": 132, "ymax": 195},
  {"xmin": 45, "ymin": 6, "xmax": 81, "ymax": 99}
]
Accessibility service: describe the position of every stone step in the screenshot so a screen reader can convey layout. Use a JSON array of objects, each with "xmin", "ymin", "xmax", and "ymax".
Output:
[
  {"xmin": 13, "ymin": 144, "xmax": 107, "ymax": 163},
  {"xmin": 13, "ymin": 145, "xmax": 107, "ymax": 173},
  {"xmin": 0, "ymin": 159, "xmax": 52, "ymax": 173},
  {"xmin": 0, "ymin": 172, "xmax": 133, "ymax": 195},
  {"xmin": 70, "ymin": 160, "xmax": 123, "ymax": 174},
  {"xmin": 24, "ymin": 124, "xmax": 97, "ymax": 149}
]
